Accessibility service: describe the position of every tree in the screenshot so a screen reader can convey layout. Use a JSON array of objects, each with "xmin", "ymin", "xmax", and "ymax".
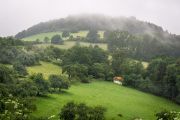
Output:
[
  {"xmin": 89, "ymin": 106, "xmax": 106, "ymax": 120},
  {"xmin": 0, "ymin": 64, "xmax": 14, "ymax": 84},
  {"xmin": 59, "ymin": 102, "xmax": 106, "ymax": 120},
  {"xmin": 35, "ymin": 39, "xmax": 40, "ymax": 44},
  {"xmin": 49, "ymin": 75, "xmax": 70, "ymax": 92},
  {"xmin": 111, "ymin": 50, "xmax": 128, "ymax": 75},
  {"xmin": 51, "ymin": 35, "xmax": 63, "ymax": 44},
  {"xmin": 13, "ymin": 62, "xmax": 28, "ymax": 76},
  {"xmin": 13, "ymin": 80, "xmax": 38, "ymax": 97},
  {"xmin": 30, "ymin": 73, "xmax": 49, "ymax": 96},
  {"xmin": 62, "ymin": 46, "xmax": 108, "ymax": 66},
  {"xmin": 86, "ymin": 30, "xmax": 99, "ymax": 43},
  {"xmin": 147, "ymin": 58, "xmax": 167, "ymax": 83},
  {"xmin": 163, "ymin": 64, "xmax": 178, "ymax": 99},
  {"xmin": 60, "ymin": 102, "xmax": 76, "ymax": 120},
  {"xmin": 62, "ymin": 64, "xmax": 88, "ymax": 82},
  {"xmin": 16, "ymin": 52, "xmax": 40, "ymax": 66},
  {"xmin": 123, "ymin": 74, "xmax": 144, "ymax": 88},
  {"xmin": 0, "ymin": 46, "xmax": 18, "ymax": 64},
  {"xmin": 44, "ymin": 37, "xmax": 49, "ymax": 43},
  {"xmin": 120, "ymin": 60, "xmax": 144, "ymax": 75},
  {"xmin": 62, "ymin": 31, "xmax": 70, "ymax": 38}
]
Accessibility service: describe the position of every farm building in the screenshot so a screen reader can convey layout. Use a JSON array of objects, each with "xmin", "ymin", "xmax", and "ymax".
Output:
[{"xmin": 113, "ymin": 76, "xmax": 123, "ymax": 85}]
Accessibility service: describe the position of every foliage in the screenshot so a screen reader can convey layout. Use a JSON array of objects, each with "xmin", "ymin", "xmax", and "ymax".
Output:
[
  {"xmin": 49, "ymin": 75, "xmax": 70, "ymax": 91},
  {"xmin": 0, "ymin": 64, "xmax": 15, "ymax": 84},
  {"xmin": 0, "ymin": 46, "xmax": 19, "ymax": 64},
  {"xmin": 86, "ymin": 30, "xmax": 100, "ymax": 43},
  {"xmin": 16, "ymin": 52, "xmax": 40, "ymax": 66},
  {"xmin": 59, "ymin": 101, "xmax": 106, "ymax": 120},
  {"xmin": 13, "ymin": 62, "xmax": 28, "ymax": 76},
  {"xmin": 123, "ymin": 74, "xmax": 144, "ymax": 88},
  {"xmin": 155, "ymin": 110, "xmax": 180, "ymax": 120},
  {"xmin": 0, "ymin": 95, "xmax": 36, "ymax": 120},
  {"xmin": 30, "ymin": 73, "xmax": 49, "ymax": 96},
  {"xmin": 62, "ymin": 63, "xmax": 88, "ymax": 82},
  {"xmin": 51, "ymin": 35, "xmax": 63, "ymax": 44},
  {"xmin": 62, "ymin": 46, "xmax": 108, "ymax": 66},
  {"xmin": 42, "ymin": 46, "xmax": 64, "ymax": 61},
  {"xmin": 43, "ymin": 36, "xmax": 49, "ymax": 43},
  {"xmin": 89, "ymin": 63, "xmax": 113, "ymax": 81},
  {"xmin": 107, "ymin": 31, "xmax": 180, "ymax": 60},
  {"xmin": 13, "ymin": 79, "xmax": 38, "ymax": 97},
  {"xmin": 62, "ymin": 31, "xmax": 70, "ymax": 38}
]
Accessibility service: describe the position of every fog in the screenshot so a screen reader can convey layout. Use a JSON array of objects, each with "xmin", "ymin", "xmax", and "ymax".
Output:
[{"xmin": 0, "ymin": 0, "xmax": 180, "ymax": 36}]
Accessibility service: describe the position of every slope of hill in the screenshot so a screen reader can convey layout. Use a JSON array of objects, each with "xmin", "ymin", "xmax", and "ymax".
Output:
[
  {"xmin": 32, "ymin": 81, "xmax": 180, "ymax": 120},
  {"xmin": 15, "ymin": 14, "xmax": 174, "ymax": 40}
]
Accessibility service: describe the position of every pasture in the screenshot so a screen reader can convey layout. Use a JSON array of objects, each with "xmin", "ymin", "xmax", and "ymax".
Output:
[
  {"xmin": 22, "ymin": 31, "xmax": 104, "ymax": 41},
  {"xmin": 27, "ymin": 61, "xmax": 62, "ymax": 79},
  {"xmin": 32, "ymin": 81, "xmax": 180, "ymax": 120},
  {"xmin": 35, "ymin": 41, "xmax": 108, "ymax": 50}
]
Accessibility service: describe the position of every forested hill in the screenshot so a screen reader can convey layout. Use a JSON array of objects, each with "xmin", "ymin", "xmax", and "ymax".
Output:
[{"xmin": 15, "ymin": 14, "xmax": 177, "ymax": 40}]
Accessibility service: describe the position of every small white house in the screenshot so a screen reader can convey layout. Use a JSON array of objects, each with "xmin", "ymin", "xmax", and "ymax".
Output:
[{"xmin": 113, "ymin": 76, "xmax": 123, "ymax": 85}]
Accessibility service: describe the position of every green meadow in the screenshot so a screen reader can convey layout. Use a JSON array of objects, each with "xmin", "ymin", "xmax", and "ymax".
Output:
[
  {"xmin": 35, "ymin": 41, "xmax": 107, "ymax": 50},
  {"xmin": 32, "ymin": 81, "xmax": 180, "ymax": 120},
  {"xmin": 22, "ymin": 31, "xmax": 104, "ymax": 41},
  {"xmin": 27, "ymin": 61, "xmax": 62, "ymax": 79},
  {"xmin": 28, "ymin": 62, "xmax": 180, "ymax": 120}
]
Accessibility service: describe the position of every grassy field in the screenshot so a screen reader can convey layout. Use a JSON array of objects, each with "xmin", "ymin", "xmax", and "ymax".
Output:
[
  {"xmin": 36, "ymin": 41, "xmax": 108, "ymax": 50},
  {"xmin": 32, "ymin": 81, "xmax": 180, "ymax": 120},
  {"xmin": 27, "ymin": 61, "xmax": 62, "ymax": 79},
  {"xmin": 22, "ymin": 31, "xmax": 104, "ymax": 41}
]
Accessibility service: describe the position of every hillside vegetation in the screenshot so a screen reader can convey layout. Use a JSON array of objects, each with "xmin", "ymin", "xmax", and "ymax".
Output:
[
  {"xmin": 32, "ymin": 81, "xmax": 180, "ymax": 120},
  {"xmin": 15, "ymin": 14, "xmax": 171, "ymax": 40},
  {"xmin": 27, "ymin": 61, "xmax": 62, "ymax": 79}
]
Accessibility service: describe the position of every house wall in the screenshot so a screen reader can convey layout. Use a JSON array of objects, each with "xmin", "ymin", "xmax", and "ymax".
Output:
[{"xmin": 113, "ymin": 80, "xmax": 122, "ymax": 85}]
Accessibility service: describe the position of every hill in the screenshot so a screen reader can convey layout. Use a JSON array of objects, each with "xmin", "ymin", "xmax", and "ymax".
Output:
[
  {"xmin": 32, "ymin": 81, "xmax": 180, "ymax": 120},
  {"xmin": 15, "ymin": 14, "xmax": 178, "ymax": 40}
]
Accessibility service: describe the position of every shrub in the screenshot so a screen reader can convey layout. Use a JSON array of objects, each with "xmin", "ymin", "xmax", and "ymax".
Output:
[{"xmin": 59, "ymin": 101, "xmax": 106, "ymax": 120}]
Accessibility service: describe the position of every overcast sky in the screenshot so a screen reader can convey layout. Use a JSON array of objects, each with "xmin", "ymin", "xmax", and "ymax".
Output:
[{"xmin": 0, "ymin": 0, "xmax": 180, "ymax": 36}]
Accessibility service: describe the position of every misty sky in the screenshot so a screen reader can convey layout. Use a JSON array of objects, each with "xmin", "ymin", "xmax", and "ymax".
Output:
[{"xmin": 0, "ymin": 0, "xmax": 180, "ymax": 36}]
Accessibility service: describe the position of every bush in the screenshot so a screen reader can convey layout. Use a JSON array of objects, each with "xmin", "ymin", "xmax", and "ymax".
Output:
[
  {"xmin": 51, "ymin": 35, "xmax": 63, "ymax": 44},
  {"xmin": 16, "ymin": 52, "xmax": 40, "ymax": 66},
  {"xmin": 123, "ymin": 74, "xmax": 143, "ymax": 88},
  {"xmin": 0, "ymin": 64, "xmax": 15, "ymax": 84},
  {"xmin": 13, "ymin": 79, "xmax": 38, "ymax": 97},
  {"xmin": 49, "ymin": 75, "xmax": 70, "ymax": 92},
  {"xmin": 59, "ymin": 101, "xmax": 106, "ymax": 120},
  {"xmin": 13, "ymin": 62, "xmax": 28, "ymax": 76},
  {"xmin": 30, "ymin": 73, "xmax": 49, "ymax": 96},
  {"xmin": 155, "ymin": 110, "xmax": 180, "ymax": 120},
  {"xmin": 62, "ymin": 31, "xmax": 70, "ymax": 38}
]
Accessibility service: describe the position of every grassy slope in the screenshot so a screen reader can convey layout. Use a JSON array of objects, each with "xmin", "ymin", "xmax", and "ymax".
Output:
[
  {"xmin": 22, "ymin": 31, "xmax": 104, "ymax": 41},
  {"xmin": 36, "ymin": 41, "xmax": 107, "ymax": 50},
  {"xmin": 32, "ymin": 81, "xmax": 180, "ymax": 120},
  {"xmin": 27, "ymin": 62, "xmax": 179, "ymax": 119},
  {"xmin": 22, "ymin": 30, "xmax": 107, "ymax": 50},
  {"xmin": 27, "ymin": 61, "xmax": 62, "ymax": 79}
]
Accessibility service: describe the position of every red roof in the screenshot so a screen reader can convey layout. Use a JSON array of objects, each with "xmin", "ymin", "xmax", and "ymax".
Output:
[{"xmin": 113, "ymin": 76, "xmax": 124, "ymax": 81}]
